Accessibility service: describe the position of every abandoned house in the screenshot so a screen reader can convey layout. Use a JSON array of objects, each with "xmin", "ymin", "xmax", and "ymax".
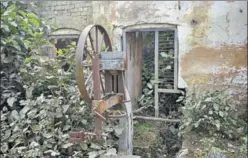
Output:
[{"xmin": 36, "ymin": 1, "xmax": 247, "ymax": 114}]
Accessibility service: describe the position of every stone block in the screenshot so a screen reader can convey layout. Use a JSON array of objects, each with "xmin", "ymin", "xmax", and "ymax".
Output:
[{"xmin": 54, "ymin": 5, "xmax": 65, "ymax": 11}]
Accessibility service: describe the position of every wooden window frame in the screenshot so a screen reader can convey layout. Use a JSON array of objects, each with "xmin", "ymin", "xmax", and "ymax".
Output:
[{"xmin": 122, "ymin": 26, "xmax": 179, "ymax": 117}]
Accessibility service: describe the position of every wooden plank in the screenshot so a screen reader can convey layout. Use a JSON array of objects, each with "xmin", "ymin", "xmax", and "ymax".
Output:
[
  {"xmin": 133, "ymin": 116, "xmax": 181, "ymax": 123},
  {"xmin": 157, "ymin": 88, "xmax": 182, "ymax": 93},
  {"xmin": 154, "ymin": 31, "xmax": 159, "ymax": 118}
]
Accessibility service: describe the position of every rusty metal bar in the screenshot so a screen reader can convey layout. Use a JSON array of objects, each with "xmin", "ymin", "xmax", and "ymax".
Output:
[
  {"xmin": 92, "ymin": 94, "xmax": 124, "ymax": 114},
  {"xmin": 69, "ymin": 131, "xmax": 107, "ymax": 143}
]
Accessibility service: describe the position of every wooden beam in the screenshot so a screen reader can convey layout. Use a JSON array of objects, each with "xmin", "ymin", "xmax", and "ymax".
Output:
[{"xmin": 133, "ymin": 116, "xmax": 180, "ymax": 123}]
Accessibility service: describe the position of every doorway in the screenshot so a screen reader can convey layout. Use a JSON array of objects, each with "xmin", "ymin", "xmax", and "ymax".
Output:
[{"xmin": 123, "ymin": 26, "xmax": 180, "ymax": 117}]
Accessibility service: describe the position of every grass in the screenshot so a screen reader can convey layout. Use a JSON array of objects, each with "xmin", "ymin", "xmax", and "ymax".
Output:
[{"xmin": 133, "ymin": 121, "xmax": 158, "ymax": 148}]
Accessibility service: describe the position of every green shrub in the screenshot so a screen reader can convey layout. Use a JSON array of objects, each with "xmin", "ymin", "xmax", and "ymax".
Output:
[
  {"xmin": 1, "ymin": 45, "xmax": 119, "ymax": 157},
  {"xmin": 180, "ymin": 89, "xmax": 246, "ymax": 140},
  {"xmin": 0, "ymin": 1, "xmax": 53, "ymax": 111},
  {"xmin": 179, "ymin": 88, "xmax": 247, "ymax": 157}
]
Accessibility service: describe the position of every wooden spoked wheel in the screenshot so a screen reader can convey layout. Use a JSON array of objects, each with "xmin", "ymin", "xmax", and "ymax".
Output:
[{"xmin": 75, "ymin": 25, "xmax": 112, "ymax": 103}]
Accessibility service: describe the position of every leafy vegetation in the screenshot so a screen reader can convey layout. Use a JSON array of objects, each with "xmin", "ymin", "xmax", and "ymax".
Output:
[
  {"xmin": 1, "ymin": 2, "xmax": 119, "ymax": 157},
  {"xmin": 0, "ymin": 1, "xmax": 53, "ymax": 111},
  {"xmin": 179, "ymin": 89, "xmax": 247, "ymax": 157},
  {"xmin": 1, "ymin": 43, "xmax": 120, "ymax": 157}
]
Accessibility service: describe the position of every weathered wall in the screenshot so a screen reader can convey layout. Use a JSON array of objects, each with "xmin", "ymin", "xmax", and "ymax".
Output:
[
  {"xmin": 92, "ymin": 1, "xmax": 247, "ymax": 106},
  {"xmin": 37, "ymin": 1, "xmax": 247, "ymax": 107},
  {"xmin": 37, "ymin": 1, "xmax": 93, "ymax": 30}
]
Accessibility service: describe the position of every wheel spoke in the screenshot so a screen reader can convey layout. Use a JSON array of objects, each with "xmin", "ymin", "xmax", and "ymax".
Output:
[
  {"xmin": 88, "ymin": 32, "xmax": 95, "ymax": 53},
  {"xmin": 90, "ymin": 81, "xmax": 93, "ymax": 99},
  {"xmin": 84, "ymin": 47, "xmax": 93, "ymax": 59},
  {"xmin": 85, "ymin": 72, "xmax": 93, "ymax": 85},
  {"xmin": 100, "ymin": 72, "xmax": 105, "ymax": 96},
  {"xmin": 99, "ymin": 32, "xmax": 105, "ymax": 52},
  {"xmin": 95, "ymin": 27, "xmax": 99, "ymax": 53}
]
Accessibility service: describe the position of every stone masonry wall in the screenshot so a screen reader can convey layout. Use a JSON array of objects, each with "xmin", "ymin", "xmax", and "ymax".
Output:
[{"xmin": 37, "ymin": 1, "xmax": 93, "ymax": 30}]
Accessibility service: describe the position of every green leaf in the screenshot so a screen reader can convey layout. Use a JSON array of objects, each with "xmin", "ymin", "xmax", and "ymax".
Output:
[
  {"xmin": 9, "ymin": 21, "xmax": 17, "ymax": 27},
  {"xmin": 1, "ymin": 143, "xmax": 8, "ymax": 153},
  {"xmin": 104, "ymin": 148, "xmax": 117, "ymax": 156},
  {"xmin": 80, "ymin": 143, "xmax": 88, "ymax": 150},
  {"xmin": 71, "ymin": 41, "xmax": 76, "ymax": 46},
  {"xmin": 43, "ymin": 133, "xmax": 53, "ymax": 139},
  {"xmin": 2, "ymin": 24, "xmax": 10, "ymax": 33},
  {"xmin": 216, "ymin": 122, "xmax": 221, "ymax": 131},
  {"xmin": 213, "ymin": 104, "xmax": 219, "ymax": 111},
  {"xmin": 31, "ymin": 125, "xmax": 40, "ymax": 132},
  {"xmin": 201, "ymin": 104, "xmax": 207, "ymax": 110},
  {"xmin": 88, "ymin": 151, "xmax": 99, "ymax": 158},
  {"xmin": 58, "ymin": 49, "xmax": 63, "ymax": 55},
  {"xmin": 160, "ymin": 52, "xmax": 167, "ymax": 58},
  {"xmin": 25, "ymin": 57, "xmax": 31, "ymax": 63},
  {"xmin": 1, "ymin": 53, "xmax": 14, "ymax": 63},
  {"xmin": 194, "ymin": 121, "xmax": 200, "ymax": 128},
  {"xmin": 165, "ymin": 65, "xmax": 172, "ymax": 70},
  {"xmin": 18, "ymin": 10, "xmax": 27, "ymax": 17},
  {"xmin": 147, "ymin": 90, "xmax": 153, "ymax": 95},
  {"xmin": 114, "ymin": 127, "xmax": 123, "ymax": 137},
  {"xmin": 62, "ymin": 143, "xmax": 73, "ymax": 149},
  {"xmin": 29, "ymin": 18, "xmax": 40, "ymax": 27},
  {"xmin": 11, "ymin": 110, "xmax": 20, "ymax": 120},
  {"xmin": 62, "ymin": 104, "xmax": 70, "ymax": 113},
  {"xmin": 205, "ymin": 97, "xmax": 212, "ymax": 102},
  {"xmin": 147, "ymin": 83, "xmax": 153, "ymax": 89},
  {"xmin": 19, "ymin": 105, "xmax": 30, "ymax": 119},
  {"xmin": 27, "ymin": 12, "xmax": 38, "ymax": 19},
  {"xmin": 90, "ymin": 143, "xmax": 101, "ymax": 150},
  {"xmin": 62, "ymin": 125, "xmax": 70, "ymax": 131},
  {"xmin": 219, "ymin": 111, "xmax": 224, "ymax": 117},
  {"xmin": 4, "ymin": 129, "xmax": 11, "ymax": 140},
  {"xmin": 7, "ymin": 97, "xmax": 16, "ymax": 107}
]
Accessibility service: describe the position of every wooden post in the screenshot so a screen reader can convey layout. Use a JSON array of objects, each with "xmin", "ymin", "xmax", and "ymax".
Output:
[
  {"xmin": 118, "ymin": 73, "xmax": 133, "ymax": 155},
  {"xmin": 92, "ymin": 55, "xmax": 102, "ymax": 140}
]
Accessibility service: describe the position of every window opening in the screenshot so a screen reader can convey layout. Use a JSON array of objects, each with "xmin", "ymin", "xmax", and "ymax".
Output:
[
  {"xmin": 158, "ymin": 30, "xmax": 175, "ymax": 90},
  {"xmin": 55, "ymin": 38, "xmax": 79, "ymax": 50}
]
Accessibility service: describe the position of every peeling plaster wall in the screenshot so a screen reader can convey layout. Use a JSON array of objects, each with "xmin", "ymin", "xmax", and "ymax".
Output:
[{"xmin": 92, "ymin": 1, "xmax": 247, "ymax": 106}]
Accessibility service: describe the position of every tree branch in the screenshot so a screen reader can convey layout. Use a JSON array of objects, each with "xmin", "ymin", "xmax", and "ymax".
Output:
[{"xmin": 133, "ymin": 106, "xmax": 151, "ymax": 114}]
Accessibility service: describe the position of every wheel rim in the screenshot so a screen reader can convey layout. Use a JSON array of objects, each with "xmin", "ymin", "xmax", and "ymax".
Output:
[{"xmin": 75, "ymin": 25, "xmax": 112, "ymax": 103}]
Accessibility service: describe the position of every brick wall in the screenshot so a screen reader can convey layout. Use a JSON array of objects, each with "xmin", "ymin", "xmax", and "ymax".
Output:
[{"xmin": 37, "ymin": 1, "xmax": 93, "ymax": 30}]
